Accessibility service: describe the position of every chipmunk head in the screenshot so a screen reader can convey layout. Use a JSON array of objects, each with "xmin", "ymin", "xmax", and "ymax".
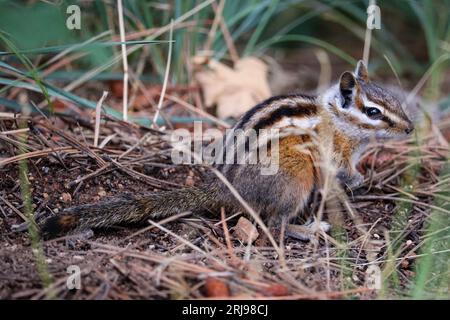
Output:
[{"xmin": 326, "ymin": 60, "xmax": 414, "ymax": 140}]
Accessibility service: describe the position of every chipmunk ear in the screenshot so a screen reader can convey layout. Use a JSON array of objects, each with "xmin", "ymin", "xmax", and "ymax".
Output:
[
  {"xmin": 355, "ymin": 60, "xmax": 369, "ymax": 82},
  {"xmin": 339, "ymin": 71, "xmax": 356, "ymax": 108}
]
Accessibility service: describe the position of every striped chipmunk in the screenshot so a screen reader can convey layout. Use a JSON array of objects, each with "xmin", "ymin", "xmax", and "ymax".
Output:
[{"xmin": 40, "ymin": 60, "xmax": 414, "ymax": 240}]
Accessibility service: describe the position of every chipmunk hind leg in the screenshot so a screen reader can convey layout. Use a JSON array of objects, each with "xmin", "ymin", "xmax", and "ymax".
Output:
[
  {"xmin": 267, "ymin": 194, "xmax": 331, "ymax": 242},
  {"xmin": 277, "ymin": 187, "xmax": 331, "ymax": 242},
  {"xmin": 266, "ymin": 171, "xmax": 330, "ymax": 242}
]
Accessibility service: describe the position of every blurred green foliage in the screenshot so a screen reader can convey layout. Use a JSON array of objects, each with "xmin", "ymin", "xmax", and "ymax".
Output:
[
  {"xmin": 0, "ymin": 0, "xmax": 73, "ymax": 49},
  {"xmin": 0, "ymin": 0, "xmax": 448, "ymax": 88}
]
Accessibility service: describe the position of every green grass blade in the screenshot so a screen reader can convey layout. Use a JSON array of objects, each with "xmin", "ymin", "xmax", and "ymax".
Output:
[
  {"xmin": 411, "ymin": 160, "xmax": 450, "ymax": 299},
  {"xmin": 244, "ymin": 0, "xmax": 279, "ymax": 56},
  {"xmin": 0, "ymin": 40, "xmax": 171, "ymax": 56}
]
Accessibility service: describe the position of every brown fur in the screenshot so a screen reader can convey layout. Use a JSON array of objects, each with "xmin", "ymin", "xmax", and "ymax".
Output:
[{"xmin": 278, "ymin": 135, "xmax": 316, "ymax": 210}]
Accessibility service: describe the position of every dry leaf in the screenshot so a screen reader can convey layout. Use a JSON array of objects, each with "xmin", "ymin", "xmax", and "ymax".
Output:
[{"xmin": 195, "ymin": 57, "xmax": 271, "ymax": 119}]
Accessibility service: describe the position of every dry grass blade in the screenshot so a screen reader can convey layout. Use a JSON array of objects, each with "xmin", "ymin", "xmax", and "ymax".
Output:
[
  {"xmin": 152, "ymin": 20, "xmax": 174, "ymax": 129},
  {"xmin": 117, "ymin": 0, "xmax": 129, "ymax": 121},
  {"xmin": 94, "ymin": 91, "xmax": 109, "ymax": 147}
]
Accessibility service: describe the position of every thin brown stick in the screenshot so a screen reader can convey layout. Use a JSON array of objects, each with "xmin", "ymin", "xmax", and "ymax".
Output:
[{"xmin": 220, "ymin": 207, "xmax": 234, "ymax": 257}]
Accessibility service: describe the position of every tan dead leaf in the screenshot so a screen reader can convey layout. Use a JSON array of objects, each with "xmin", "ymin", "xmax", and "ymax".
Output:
[{"xmin": 195, "ymin": 57, "xmax": 271, "ymax": 119}]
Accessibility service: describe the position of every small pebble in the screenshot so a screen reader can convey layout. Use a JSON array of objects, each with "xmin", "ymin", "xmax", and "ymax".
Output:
[
  {"xmin": 185, "ymin": 175, "xmax": 195, "ymax": 187},
  {"xmin": 234, "ymin": 217, "xmax": 259, "ymax": 244},
  {"xmin": 61, "ymin": 192, "xmax": 72, "ymax": 203},
  {"xmin": 98, "ymin": 190, "xmax": 107, "ymax": 197}
]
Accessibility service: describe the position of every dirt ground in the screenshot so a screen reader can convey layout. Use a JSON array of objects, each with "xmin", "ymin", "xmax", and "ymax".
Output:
[{"xmin": 1, "ymin": 107, "xmax": 448, "ymax": 299}]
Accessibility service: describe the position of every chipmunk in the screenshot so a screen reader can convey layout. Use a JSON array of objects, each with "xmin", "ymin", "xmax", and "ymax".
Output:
[{"xmin": 39, "ymin": 61, "xmax": 414, "ymax": 240}]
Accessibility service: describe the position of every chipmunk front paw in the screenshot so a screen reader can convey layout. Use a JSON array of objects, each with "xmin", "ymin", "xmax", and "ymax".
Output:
[{"xmin": 336, "ymin": 170, "xmax": 364, "ymax": 189}]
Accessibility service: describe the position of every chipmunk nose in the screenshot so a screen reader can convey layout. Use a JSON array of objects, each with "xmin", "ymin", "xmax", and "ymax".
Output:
[{"xmin": 405, "ymin": 125, "xmax": 414, "ymax": 135}]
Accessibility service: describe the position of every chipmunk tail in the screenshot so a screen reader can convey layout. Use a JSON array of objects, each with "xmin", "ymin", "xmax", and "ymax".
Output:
[
  {"xmin": 39, "ymin": 186, "xmax": 219, "ymax": 238},
  {"xmin": 40, "ymin": 214, "xmax": 80, "ymax": 238}
]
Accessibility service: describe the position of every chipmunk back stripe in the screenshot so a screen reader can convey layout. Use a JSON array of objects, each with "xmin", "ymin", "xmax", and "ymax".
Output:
[
  {"xmin": 253, "ymin": 101, "xmax": 318, "ymax": 131},
  {"xmin": 271, "ymin": 116, "xmax": 321, "ymax": 130},
  {"xmin": 236, "ymin": 94, "xmax": 316, "ymax": 130},
  {"xmin": 236, "ymin": 95, "xmax": 291, "ymax": 129}
]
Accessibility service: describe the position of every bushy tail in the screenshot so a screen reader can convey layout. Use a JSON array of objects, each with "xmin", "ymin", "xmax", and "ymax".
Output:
[{"xmin": 39, "ymin": 185, "xmax": 218, "ymax": 238}]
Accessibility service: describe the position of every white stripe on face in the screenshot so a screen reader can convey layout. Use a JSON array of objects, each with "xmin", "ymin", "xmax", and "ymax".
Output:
[
  {"xmin": 332, "ymin": 96, "xmax": 382, "ymax": 126},
  {"xmin": 363, "ymin": 99, "xmax": 385, "ymax": 113},
  {"xmin": 382, "ymin": 109, "xmax": 409, "ymax": 126},
  {"xmin": 344, "ymin": 105, "xmax": 383, "ymax": 126},
  {"xmin": 363, "ymin": 98, "xmax": 408, "ymax": 126}
]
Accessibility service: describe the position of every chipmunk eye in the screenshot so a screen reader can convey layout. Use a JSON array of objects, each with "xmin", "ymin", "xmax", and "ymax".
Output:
[{"xmin": 364, "ymin": 107, "xmax": 382, "ymax": 119}]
